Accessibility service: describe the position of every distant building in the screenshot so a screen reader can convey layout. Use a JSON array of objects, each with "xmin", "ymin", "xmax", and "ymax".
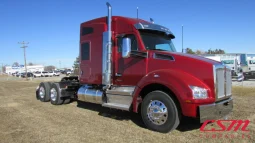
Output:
[{"xmin": 5, "ymin": 65, "xmax": 44, "ymax": 74}]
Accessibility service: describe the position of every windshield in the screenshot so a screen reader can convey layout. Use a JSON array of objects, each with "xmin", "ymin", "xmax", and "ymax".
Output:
[
  {"xmin": 221, "ymin": 60, "xmax": 234, "ymax": 64},
  {"xmin": 139, "ymin": 30, "xmax": 176, "ymax": 52},
  {"xmin": 249, "ymin": 60, "xmax": 255, "ymax": 64}
]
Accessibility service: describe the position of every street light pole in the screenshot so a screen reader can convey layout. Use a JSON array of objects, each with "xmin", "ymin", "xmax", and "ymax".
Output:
[
  {"xmin": 137, "ymin": 7, "xmax": 139, "ymax": 20},
  {"xmin": 182, "ymin": 25, "xmax": 184, "ymax": 53},
  {"xmin": 18, "ymin": 41, "xmax": 29, "ymax": 80}
]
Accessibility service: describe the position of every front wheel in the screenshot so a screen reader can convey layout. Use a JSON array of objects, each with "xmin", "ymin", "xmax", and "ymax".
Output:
[{"xmin": 141, "ymin": 90, "xmax": 180, "ymax": 133}]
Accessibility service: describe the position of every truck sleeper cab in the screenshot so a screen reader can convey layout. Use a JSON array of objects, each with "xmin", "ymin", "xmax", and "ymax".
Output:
[{"xmin": 35, "ymin": 2, "xmax": 233, "ymax": 133}]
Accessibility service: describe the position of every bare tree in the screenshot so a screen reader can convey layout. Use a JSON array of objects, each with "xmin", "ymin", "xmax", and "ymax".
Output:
[
  {"xmin": 28, "ymin": 62, "xmax": 34, "ymax": 66},
  {"xmin": 206, "ymin": 48, "xmax": 225, "ymax": 54},
  {"xmin": 12, "ymin": 62, "xmax": 19, "ymax": 67},
  {"xmin": 44, "ymin": 65, "xmax": 56, "ymax": 71}
]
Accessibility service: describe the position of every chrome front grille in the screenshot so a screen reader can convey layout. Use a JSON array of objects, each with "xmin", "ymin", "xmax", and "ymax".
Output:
[
  {"xmin": 216, "ymin": 68, "xmax": 225, "ymax": 98},
  {"xmin": 214, "ymin": 65, "xmax": 232, "ymax": 100},
  {"xmin": 226, "ymin": 69, "xmax": 232, "ymax": 96}
]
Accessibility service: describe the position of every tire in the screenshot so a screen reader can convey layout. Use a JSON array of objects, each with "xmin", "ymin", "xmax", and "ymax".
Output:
[
  {"xmin": 37, "ymin": 82, "xmax": 51, "ymax": 102},
  {"xmin": 63, "ymin": 98, "xmax": 71, "ymax": 104},
  {"xmin": 47, "ymin": 82, "xmax": 53, "ymax": 88},
  {"xmin": 141, "ymin": 90, "xmax": 180, "ymax": 133},
  {"xmin": 36, "ymin": 86, "xmax": 40, "ymax": 100},
  {"xmin": 50, "ymin": 83, "xmax": 64, "ymax": 105}
]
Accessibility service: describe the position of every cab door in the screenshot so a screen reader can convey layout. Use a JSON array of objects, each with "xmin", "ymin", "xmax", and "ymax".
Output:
[{"xmin": 114, "ymin": 33, "xmax": 147, "ymax": 86}]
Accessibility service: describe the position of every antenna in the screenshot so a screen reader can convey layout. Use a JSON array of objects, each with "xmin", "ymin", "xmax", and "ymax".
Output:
[
  {"xmin": 137, "ymin": 7, "xmax": 139, "ymax": 20},
  {"xmin": 150, "ymin": 18, "xmax": 154, "ymax": 23}
]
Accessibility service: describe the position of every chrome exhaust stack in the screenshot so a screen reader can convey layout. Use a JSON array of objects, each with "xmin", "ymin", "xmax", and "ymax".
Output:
[{"xmin": 102, "ymin": 2, "xmax": 112, "ymax": 89}]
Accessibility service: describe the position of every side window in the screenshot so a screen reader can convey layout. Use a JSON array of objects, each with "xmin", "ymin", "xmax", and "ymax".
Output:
[
  {"xmin": 81, "ymin": 43, "xmax": 90, "ymax": 60},
  {"xmin": 250, "ymin": 60, "xmax": 255, "ymax": 64},
  {"xmin": 82, "ymin": 27, "xmax": 93, "ymax": 36},
  {"xmin": 117, "ymin": 34, "xmax": 138, "ymax": 52}
]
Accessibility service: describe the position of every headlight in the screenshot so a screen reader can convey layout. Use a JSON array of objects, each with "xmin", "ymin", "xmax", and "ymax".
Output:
[{"xmin": 189, "ymin": 86, "xmax": 208, "ymax": 99}]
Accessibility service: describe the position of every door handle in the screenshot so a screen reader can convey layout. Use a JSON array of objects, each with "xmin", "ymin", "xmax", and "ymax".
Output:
[{"xmin": 115, "ymin": 73, "xmax": 122, "ymax": 77}]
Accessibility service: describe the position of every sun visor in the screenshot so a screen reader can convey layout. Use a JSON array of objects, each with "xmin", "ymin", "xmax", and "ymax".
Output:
[{"xmin": 134, "ymin": 22, "xmax": 175, "ymax": 39}]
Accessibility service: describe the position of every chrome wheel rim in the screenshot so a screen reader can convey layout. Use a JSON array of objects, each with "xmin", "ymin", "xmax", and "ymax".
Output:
[
  {"xmin": 147, "ymin": 100, "xmax": 168, "ymax": 125},
  {"xmin": 39, "ymin": 87, "xmax": 45, "ymax": 99},
  {"xmin": 50, "ymin": 88, "xmax": 57, "ymax": 101}
]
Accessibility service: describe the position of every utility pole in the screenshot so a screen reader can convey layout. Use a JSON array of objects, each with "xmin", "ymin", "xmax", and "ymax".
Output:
[
  {"xmin": 0, "ymin": 63, "xmax": 3, "ymax": 74},
  {"xmin": 182, "ymin": 25, "xmax": 184, "ymax": 53},
  {"xmin": 18, "ymin": 41, "xmax": 29, "ymax": 80},
  {"xmin": 137, "ymin": 7, "xmax": 139, "ymax": 20}
]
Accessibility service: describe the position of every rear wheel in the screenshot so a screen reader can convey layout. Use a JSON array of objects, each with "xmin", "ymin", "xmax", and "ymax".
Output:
[
  {"xmin": 63, "ymin": 98, "xmax": 71, "ymax": 104},
  {"xmin": 141, "ymin": 90, "xmax": 180, "ymax": 133},
  {"xmin": 37, "ymin": 82, "xmax": 51, "ymax": 102},
  {"xmin": 50, "ymin": 83, "xmax": 64, "ymax": 105}
]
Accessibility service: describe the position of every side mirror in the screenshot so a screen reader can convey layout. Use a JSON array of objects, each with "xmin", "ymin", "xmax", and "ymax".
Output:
[{"xmin": 122, "ymin": 37, "xmax": 131, "ymax": 58}]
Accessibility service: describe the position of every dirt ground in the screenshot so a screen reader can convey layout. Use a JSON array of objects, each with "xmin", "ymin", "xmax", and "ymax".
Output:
[
  {"xmin": 0, "ymin": 78, "xmax": 254, "ymax": 143},
  {"xmin": 232, "ymin": 79, "xmax": 255, "ymax": 87}
]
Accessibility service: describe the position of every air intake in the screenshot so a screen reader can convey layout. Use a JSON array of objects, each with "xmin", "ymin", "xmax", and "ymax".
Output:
[{"xmin": 154, "ymin": 53, "xmax": 175, "ymax": 61}]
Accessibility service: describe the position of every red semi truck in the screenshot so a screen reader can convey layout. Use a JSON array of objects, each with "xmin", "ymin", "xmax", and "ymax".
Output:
[{"xmin": 36, "ymin": 2, "xmax": 233, "ymax": 133}]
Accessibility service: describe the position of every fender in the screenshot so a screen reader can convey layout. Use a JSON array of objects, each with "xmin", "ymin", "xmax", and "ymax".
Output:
[{"xmin": 132, "ymin": 69, "xmax": 215, "ymax": 115}]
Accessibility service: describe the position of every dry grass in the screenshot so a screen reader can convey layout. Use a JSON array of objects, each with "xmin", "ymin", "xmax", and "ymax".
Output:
[
  {"xmin": 232, "ymin": 86, "xmax": 255, "ymax": 96},
  {"xmin": 0, "ymin": 80, "xmax": 254, "ymax": 143}
]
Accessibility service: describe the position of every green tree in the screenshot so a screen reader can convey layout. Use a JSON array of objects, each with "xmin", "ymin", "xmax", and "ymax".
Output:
[
  {"xmin": 185, "ymin": 48, "xmax": 195, "ymax": 54},
  {"xmin": 72, "ymin": 56, "xmax": 80, "ymax": 75}
]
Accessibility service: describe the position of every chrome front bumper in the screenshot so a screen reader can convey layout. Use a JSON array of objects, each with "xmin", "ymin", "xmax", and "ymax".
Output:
[{"xmin": 199, "ymin": 97, "xmax": 233, "ymax": 123}]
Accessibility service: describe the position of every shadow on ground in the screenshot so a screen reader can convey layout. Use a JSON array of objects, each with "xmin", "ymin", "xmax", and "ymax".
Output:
[
  {"xmin": 76, "ymin": 101, "xmax": 202, "ymax": 132},
  {"xmin": 177, "ymin": 117, "xmax": 202, "ymax": 132},
  {"xmin": 76, "ymin": 101, "xmax": 146, "ymax": 129}
]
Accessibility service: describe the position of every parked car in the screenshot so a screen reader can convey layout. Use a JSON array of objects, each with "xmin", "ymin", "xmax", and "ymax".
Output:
[
  {"xmin": 21, "ymin": 72, "xmax": 34, "ymax": 78},
  {"xmin": 48, "ymin": 71, "xmax": 60, "ymax": 76},
  {"xmin": 66, "ymin": 70, "xmax": 72, "ymax": 75},
  {"xmin": 33, "ymin": 71, "xmax": 43, "ymax": 77},
  {"xmin": 16, "ymin": 72, "xmax": 25, "ymax": 77},
  {"xmin": 42, "ymin": 71, "xmax": 50, "ymax": 77}
]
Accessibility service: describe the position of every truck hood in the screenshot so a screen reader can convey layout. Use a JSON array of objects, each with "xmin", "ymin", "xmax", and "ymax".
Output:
[{"xmin": 148, "ymin": 51, "xmax": 222, "ymax": 91}]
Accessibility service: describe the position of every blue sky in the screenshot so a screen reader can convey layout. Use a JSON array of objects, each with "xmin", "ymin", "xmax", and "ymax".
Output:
[{"xmin": 1, "ymin": 0, "xmax": 255, "ymax": 68}]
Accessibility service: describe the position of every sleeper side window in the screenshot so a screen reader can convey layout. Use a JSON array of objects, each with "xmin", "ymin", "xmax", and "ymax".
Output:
[
  {"xmin": 82, "ymin": 27, "xmax": 93, "ymax": 36},
  {"xmin": 81, "ymin": 42, "xmax": 90, "ymax": 60}
]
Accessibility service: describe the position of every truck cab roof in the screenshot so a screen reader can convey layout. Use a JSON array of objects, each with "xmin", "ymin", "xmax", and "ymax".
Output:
[
  {"xmin": 81, "ymin": 16, "xmax": 150, "ymax": 26},
  {"xmin": 80, "ymin": 16, "xmax": 175, "ymax": 38}
]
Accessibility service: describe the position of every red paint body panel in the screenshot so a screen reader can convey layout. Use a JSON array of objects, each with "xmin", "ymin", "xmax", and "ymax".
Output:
[
  {"xmin": 132, "ymin": 51, "xmax": 221, "ymax": 117},
  {"xmin": 79, "ymin": 16, "xmax": 149, "ymax": 85},
  {"xmin": 79, "ymin": 23, "xmax": 106, "ymax": 84},
  {"xmin": 79, "ymin": 16, "xmax": 222, "ymax": 118}
]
